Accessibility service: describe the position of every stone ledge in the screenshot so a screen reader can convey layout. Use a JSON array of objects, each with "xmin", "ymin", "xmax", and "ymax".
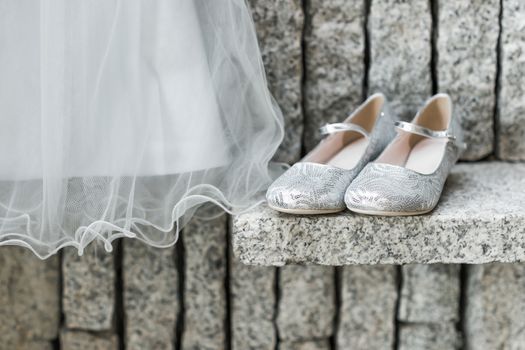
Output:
[{"xmin": 232, "ymin": 162, "xmax": 525, "ymax": 266}]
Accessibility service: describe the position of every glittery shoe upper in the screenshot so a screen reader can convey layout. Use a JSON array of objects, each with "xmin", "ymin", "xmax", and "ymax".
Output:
[
  {"xmin": 266, "ymin": 93, "xmax": 396, "ymax": 212},
  {"xmin": 345, "ymin": 94, "xmax": 466, "ymax": 214},
  {"xmin": 266, "ymin": 162, "xmax": 357, "ymax": 211}
]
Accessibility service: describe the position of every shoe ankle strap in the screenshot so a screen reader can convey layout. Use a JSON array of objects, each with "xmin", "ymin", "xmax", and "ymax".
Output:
[
  {"xmin": 395, "ymin": 121, "xmax": 467, "ymax": 150},
  {"xmin": 395, "ymin": 121, "xmax": 456, "ymax": 140},
  {"xmin": 319, "ymin": 123, "xmax": 369, "ymax": 138}
]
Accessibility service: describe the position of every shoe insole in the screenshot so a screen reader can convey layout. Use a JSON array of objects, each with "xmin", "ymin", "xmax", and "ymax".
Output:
[
  {"xmin": 326, "ymin": 137, "xmax": 369, "ymax": 170},
  {"xmin": 405, "ymin": 138, "xmax": 447, "ymax": 174}
]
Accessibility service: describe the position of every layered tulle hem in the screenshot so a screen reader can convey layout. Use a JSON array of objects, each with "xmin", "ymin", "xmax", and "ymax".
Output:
[{"xmin": 0, "ymin": 182, "xmax": 272, "ymax": 259}]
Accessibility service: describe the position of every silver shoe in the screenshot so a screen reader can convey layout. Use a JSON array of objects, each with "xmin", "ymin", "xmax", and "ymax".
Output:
[
  {"xmin": 266, "ymin": 93, "xmax": 396, "ymax": 214},
  {"xmin": 345, "ymin": 93, "xmax": 467, "ymax": 216}
]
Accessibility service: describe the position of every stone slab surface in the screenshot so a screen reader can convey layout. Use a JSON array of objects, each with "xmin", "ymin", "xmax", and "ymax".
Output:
[
  {"xmin": 0, "ymin": 247, "xmax": 60, "ymax": 349},
  {"xmin": 182, "ymin": 214, "xmax": 227, "ymax": 350},
  {"xmin": 61, "ymin": 330, "xmax": 118, "ymax": 350},
  {"xmin": 123, "ymin": 239, "xmax": 178, "ymax": 350},
  {"xmin": 233, "ymin": 162, "xmax": 525, "ymax": 266},
  {"xmin": 303, "ymin": 0, "xmax": 366, "ymax": 151},
  {"xmin": 63, "ymin": 244, "xmax": 115, "ymax": 330},
  {"xmin": 437, "ymin": 0, "xmax": 499, "ymax": 160},
  {"xmin": 369, "ymin": 0, "xmax": 432, "ymax": 120},
  {"xmin": 277, "ymin": 266, "xmax": 335, "ymax": 341},
  {"xmin": 498, "ymin": 0, "xmax": 525, "ymax": 160},
  {"xmin": 337, "ymin": 265, "xmax": 397, "ymax": 349},
  {"xmin": 248, "ymin": 0, "xmax": 304, "ymax": 163},
  {"xmin": 399, "ymin": 264, "xmax": 460, "ymax": 323},
  {"xmin": 399, "ymin": 323, "xmax": 461, "ymax": 350},
  {"xmin": 230, "ymin": 257, "xmax": 276, "ymax": 350},
  {"xmin": 465, "ymin": 263, "xmax": 525, "ymax": 349}
]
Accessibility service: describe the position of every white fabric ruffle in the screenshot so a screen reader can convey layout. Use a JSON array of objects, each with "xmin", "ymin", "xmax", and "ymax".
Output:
[{"xmin": 0, "ymin": 0, "xmax": 284, "ymax": 258}]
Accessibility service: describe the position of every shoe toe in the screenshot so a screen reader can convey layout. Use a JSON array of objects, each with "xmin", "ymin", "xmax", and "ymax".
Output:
[
  {"xmin": 266, "ymin": 163, "xmax": 351, "ymax": 211},
  {"xmin": 345, "ymin": 164, "xmax": 440, "ymax": 214},
  {"xmin": 345, "ymin": 185, "xmax": 424, "ymax": 214}
]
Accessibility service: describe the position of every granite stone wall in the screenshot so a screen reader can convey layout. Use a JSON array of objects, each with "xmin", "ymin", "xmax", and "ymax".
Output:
[{"xmin": 1, "ymin": 1, "xmax": 524, "ymax": 349}]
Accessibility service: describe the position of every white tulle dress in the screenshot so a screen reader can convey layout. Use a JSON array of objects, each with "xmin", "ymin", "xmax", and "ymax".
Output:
[{"xmin": 0, "ymin": 0, "xmax": 284, "ymax": 258}]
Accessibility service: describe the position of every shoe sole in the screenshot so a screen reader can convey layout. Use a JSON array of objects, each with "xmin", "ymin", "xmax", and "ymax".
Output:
[
  {"xmin": 347, "ymin": 206, "xmax": 434, "ymax": 216},
  {"xmin": 267, "ymin": 204, "xmax": 345, "ymax": 215}
]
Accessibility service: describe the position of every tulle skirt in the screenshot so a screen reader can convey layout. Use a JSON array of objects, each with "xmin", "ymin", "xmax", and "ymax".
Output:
[{"xmin": 0, "ymin": 0, "xmax": 284, "ymax": 258}]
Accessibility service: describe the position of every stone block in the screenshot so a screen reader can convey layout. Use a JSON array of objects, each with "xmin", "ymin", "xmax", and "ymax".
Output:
[
  {"xmin": 61, "ymin": 330, "xmax": 118, "ymax": 350},
  {"xmin": 63, "ymin": 244, "xmax": 115, "ymax": 330},
  {"xmin": 465, "ymin": 263, "xmax": 525, "ymax": 349},
  {"xmin": 230, "ymin": 258, "xmax": 276, "ymax": 350},
  {"xmin": 0, "ymin": 246, "xmax": 59, "ymax": 349},
  {"xmin": 182, "ymin": 214, "xmax": 227, "ymax": 350},
  {"xmin": 337, "ymin": 265, "xmax": 397, "ymax": 349},
  {"xmin": 399, "ymin": 323, "xmax": 461, "ymax": 350},
  {"xmin": 277, "ymin": 265, "xmax": 335, "ymax": 341},
  {"xmin": 123, "ymin": 239, "xmax": 178, "ymax": 350},
  {"xmin": 437, "ymin": 0, "xmax": 499, "ymax": 160},
  {"xmin": 498, "ymin": 0, "xmax": 525, "ymax": 160},
  {"xmin": 399, "ymin": 264, "xmax": 460, "ymax": 323},
  {"xmin": 280, "ymin": 339, "xmax": 330, "ymax": 350},
  {"xmin": 303, "ymin": 0, "xmax": 366, "ymax": 151},
  {"xmin": 369, "ymin": 0, "xmax": 432, "ymax": 120},
  {"xmin": 248, "ymin": 0, "xmax": 304, "ymax": 163}
]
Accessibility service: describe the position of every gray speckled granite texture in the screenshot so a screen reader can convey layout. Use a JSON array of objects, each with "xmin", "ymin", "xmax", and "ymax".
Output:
[
  {"xmin": 465, "ymin": 263, "xmax": 525, "ymax": 349},
  {"xmin": 182, "ymin": 214, "xmax": 227, "ymax": 350},
  {"xmin": 437, "ymin": 0, "xmax": 499, "ymax": 160},
  {"xmin": 61, "ymin": 330, "xmax": 119, "ymax": 350},
  {"xmin": 498, "ymin": 0, "xmax": 525, "ymax": 161},
  {"xmin": 399, "ymin": 323, "xmax": 462, "ymax": 350},
  {"xmin": 398, "ymin": 265, "xmax": 461, "ymax": 349},
  {"xmin": 232, "ymin": 162, "xmax": 525, "ymax": 265},
  {"xmin": 337, "ymin": 265, "xmax": 397, "ymax": 349},
  {"xmin": 15, "ymin": 341, "xmax": 54, "ymax": 350},
  {"xmin": 62, "ymin": 244, "xmax": 115, "ymax": 330},
  {"xmin": 247, "ymin": 0, "xmax": 304, "ymax": 163},
  {"xmin": 303, "ymin": 0, "xmax": 365, "ymax": 152},
  {"xmin": 123, "ymin": 238, "xmax": 178, "ymax": 350},
  {"xmin": 230, "ymin": 255, "xmax": 276, "ymax": 350},
  {"xmin": 280, "ymin": 340, "xmax": 331, "ymax": 350},
  {"xmin": 0, "ymin": 247, "xmax": 59, "ymax": 349},
  {"xmin": 277, "ymin": 266, "xmax": 335, "ymax": 341},
  {"xmin": 368, "ymin": 0, "xmax": 432, "ymax": 121},
  {"xmin": 399, "ymin": 264, "xmax": 460, "ymax": 323}
]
